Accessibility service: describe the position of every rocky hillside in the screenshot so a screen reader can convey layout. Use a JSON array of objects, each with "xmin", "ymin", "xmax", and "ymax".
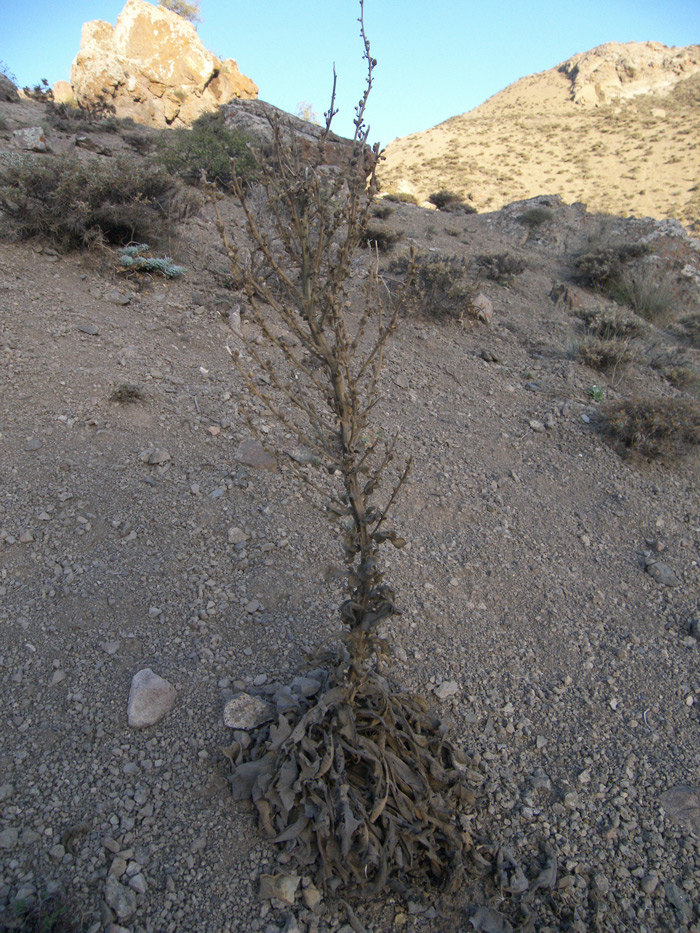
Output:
[
  {"xmin": 379, "ymin": 41, "xmax": 700, "ymax": 230},
  {"xmin": 1, "ymin": 90, "xmax": 700, "ymax": 933}
]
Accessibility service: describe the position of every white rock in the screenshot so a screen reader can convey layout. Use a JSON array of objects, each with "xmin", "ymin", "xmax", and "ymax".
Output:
[
  {"xmin": 434, "ymin": 680, "xmax": 459, "ymax": 700},
  {"xmin": 127, "ymin": 669, "xmax": 177, "ymax": 728},
  {"xmin": 223, "ymin": 693, "xmax": 274, "ymax": 730}
]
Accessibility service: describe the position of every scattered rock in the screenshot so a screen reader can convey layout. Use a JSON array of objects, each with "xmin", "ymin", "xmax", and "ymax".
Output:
[
  {"xmin": 78, "ymin": 323, "xmax": 100, "ymax": 336},
  {"xmin": 472, "ymin": 292, "xmax": 494, "ymax": 324},
  {"xmin": 434, "ymin": 680, "xmax": 459, "ymax": 699},
  {"xmin": 127, "ymin": 669, "xmax": 177, "ymax": 728},
  {"xmin": 469, "ymin": 906, "xmax": 513, "ymax": 932},
  {"xmin": 258, "ymin": 873, "xmax": 300, "ymax": 906},
  {"xmin": 0, "ymin": 828, "xmax": 18, "ymax": 850},
  {"xmin": 660, "ymin": 784, "xmax": 700, "ymax": 834},
  {"xmin": 0, "ymin": 74, "xmax": 19, "ymax": 102},
  {"xmin": 107, "ymin": 290, "xmax": 131, "ymax": 306},
  {"xmin": 140, "ymin": 448, "xmax": 171, "ymax": 465},
  {"xmin": 664, "ymin": 881, "xmax": 693, "ymax": 922},
  {"xmin": 235, "ymin": 439, "xmax": 277, "ymax": 471},
  {"xmin": 228, "ymin": 527, "xmax": 249, "ymax": 545},
  {"xmin": 12, "ymin": 127, "xmax": 48, "ymax": 152},
  {"xmin": 644, "ymin": 558, "xmax": 679, "ymax": 587},
  {"xmin": 104, "ymin": 873, "xmax": 137, "ymax": 921},
  {"xmin": 223, "ymin": 694, "xmax": 274, "ymax": 730}
]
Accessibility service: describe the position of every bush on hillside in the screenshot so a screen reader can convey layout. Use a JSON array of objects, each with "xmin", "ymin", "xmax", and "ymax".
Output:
[
  {"xmin": 0, "ymin": 154, "xmax": 192, "ymax": 248},
  {"xmin": 602, "ymin": 397, "xmax": 700, "ymax": 460},
  {"xmin": 391, "ymin": 250, "xmax": 478, "ymax": 322},
  {"xmin": 476, "ymin": 251, "xmax": 526, "ymax": 282},
  {"xmin": 157, "ymin": 110, "xmax": 257, "ymax": 189}
]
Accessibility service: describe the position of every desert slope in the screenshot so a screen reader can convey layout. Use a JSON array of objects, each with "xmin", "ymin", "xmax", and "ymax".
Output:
[{"xmin": 379, "ymin": 41, "xmax": 700, "ymax": 229}]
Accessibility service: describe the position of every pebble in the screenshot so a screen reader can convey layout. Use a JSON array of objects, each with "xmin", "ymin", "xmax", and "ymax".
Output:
[
  {"xmin": 644, "ymin": 559, "xmax": 678, "ymax": 587},
  {"xmin": 107, "ymin": 290, "xmax": 131, "ymax": 306},
  {"xmin": 0, "ymin": 828, "xmax": 18, "ymax": 850},
  {"xmin": 234, "ymin": 439, "xmax": 277, "ymax": 472},
  {"xmin": 434, "ymin": 680, "xmax": 459, "ymax": 699},
  {"xmin": 223, "ymin": 694, "xmax": 274, "ymax": 730},
  {"xmin": 104, "ymin": 874, "xmax": 137, "ymax": 921},
  {"xmin": 258, "ymin": 873, "xmax": 300, "ymax": 905},
  {"xmin": 127, "ymin": 669, "xmax": 177, "ymax": 728},
  {"xmin": 78, "ymin": 323, "xmax": 100, "ymax": 336},
  {"xmin": 529, "ymin": 420, "xmax": 546, "ymax": 433}
]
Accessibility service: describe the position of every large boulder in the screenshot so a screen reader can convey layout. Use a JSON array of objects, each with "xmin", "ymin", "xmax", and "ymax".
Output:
[
  {"xmin": 560, "ymin": 41, "xmax": 700, "ymax": 106},
  {"xmin": 69, "ymin": 0, "xmax": 257, "ymax": 127}
]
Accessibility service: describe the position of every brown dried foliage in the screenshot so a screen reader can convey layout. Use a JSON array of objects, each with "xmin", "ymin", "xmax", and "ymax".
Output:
[{"xmin": 602, "ymin": 397, "xmax": 700, "ymax": 460}]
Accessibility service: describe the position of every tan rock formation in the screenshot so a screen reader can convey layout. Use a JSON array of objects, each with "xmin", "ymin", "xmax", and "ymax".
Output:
[
  {"xmin": 560, "ymin": 41, "xmax": 700, "ymax": 106},
  {"xmin": 69, "ymin": 0, "xmax": 257, "ymax": 127}
]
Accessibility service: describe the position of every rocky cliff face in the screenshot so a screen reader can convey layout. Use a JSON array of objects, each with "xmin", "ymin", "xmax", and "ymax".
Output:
[
  {"xmin": 560, "ymin": 41, "xmax": 700, "ymax": 106},
  {"xmin": 69, "ymin": 0, "xmax": 257, "ymax": 127}
]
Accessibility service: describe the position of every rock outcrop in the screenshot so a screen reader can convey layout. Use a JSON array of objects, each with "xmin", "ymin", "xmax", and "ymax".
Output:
[
  {"xmin": 69, "ymin": 0, "xmax": 257, "ymax": 127},
  {"xmin": 560, "ymin": 41, "xmax": 700, "ymax": 106}
]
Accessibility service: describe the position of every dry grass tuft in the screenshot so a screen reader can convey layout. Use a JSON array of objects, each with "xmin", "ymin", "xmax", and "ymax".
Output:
[{"xmin": 602, "ymin": 397, "xmax": 700, "ymax": 460}]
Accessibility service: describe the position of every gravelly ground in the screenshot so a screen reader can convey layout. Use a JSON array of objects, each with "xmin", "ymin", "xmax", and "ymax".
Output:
[{"xmin": 1, "ymin": 104, "xmax": 700, "ymax": 933}]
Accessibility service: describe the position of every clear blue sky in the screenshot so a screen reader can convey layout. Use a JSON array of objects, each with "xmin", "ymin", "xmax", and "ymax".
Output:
[{"xmin": 2, "ymin": 0, "xmax": 698, "ymax": 144}]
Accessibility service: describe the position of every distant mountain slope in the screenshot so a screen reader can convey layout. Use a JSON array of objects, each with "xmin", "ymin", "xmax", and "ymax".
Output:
[{"xmin": 379, "ymin": 42, "xmax": 700, "ymax": 229}]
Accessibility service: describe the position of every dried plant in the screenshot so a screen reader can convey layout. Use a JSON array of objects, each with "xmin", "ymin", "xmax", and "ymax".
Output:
[
  {"xmin": 603, "ymin": 397, "xmax": 700, "ymax": 460},
  {"xmin": 214, "ymin": 1, "xmax": 474, "ymax": 896}
]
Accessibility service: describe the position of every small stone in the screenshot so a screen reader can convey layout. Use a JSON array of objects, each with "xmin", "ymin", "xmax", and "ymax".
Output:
[
  {"xmin": 563, "ymin": 792, "xmax": 579, "ymax": 810},
  {"xmin": 529, "ymin": 420, "xmax": 546, "ymax": 433},
  {"xmin": 259, "ymin": 873, "xmax": 300, "ymax": 905},
  {"xmin": 50, "ymin": 670, "xmax": 66, "ymax": 686},
  {"xmin": 102, "ymin": 640, "xmax": 121, "ymax": 655},
  {"xmin": 13, "ymin": 127, "xmax": 48, "ymax": 152},
  {"xmin": 128, "ymin": 873, "xmax": 147, "ymax": 895},
  {"xmin": 246, "ymin": 600, "xmax": 261, "ymax": 614},
  {"xmin": 689, "ymin": 619, "xmax": 700, "ymax": 640},
  {"xmin": 104, "ymin": 874, "xmax": 137, "ymax": 921},
  {"xmin": 208, "ymin": 425, "xmax": 220, "ymax": 436},
  {"xmin": 19, "ymin": 530, "xmax": 34, "ymax": 543},
  {"xmin": 25, "ymin": 438, "xmax": 43, "ymax": 451},
  {"xmin": 0, "ymin": 828, "xmax": 18, "ymax": 850},
  {"xmin": 543, "ymin": 413, "xmax": 556, "ymax": 429},
  {"xmin": 78, "ymin": 323, "xmax": 100, "ymax": 336},
  {"xmin": 234, "ymin": 439, "xmax": 277, "ymax": 472},
  {"xmin": 291, "ymin": 676, "xmax": 321, "ymax": 698},
  {"xmin": 140, "ymin": 448, "xmax": 171, "ymax": 466},
  {"xmin": 127, "ymin": 669, "xmax": 177, "ymax": 728},
  {"xmin": 472, "ymin": 292, "xmax": 494, "ymax": 324},
  {"xmin": 641, "ymin": 873, "xmax": 659, "ymax": 895},
  {"xmin": 302, "ymin": 882, "xmax": 322, "ymax": 911},
  {"xmin": 434, "ymin": 680, "xmax": 459, "ymax": 699},
  {"xmin": 0, "ymin": 784, "xmax": 14, "ymax": 803},
  {"xmin": 253, "ymin": 673, "xmax": 267, "ymax": 686},
  {"xmin": 49, "ymin": 843, "xmax": 65, "ymax": 859},
  {"xmin": 644, "ymin": 559, "xmax": 678, "ymax": 587},
  {"xmin": 660, "ymin": 784, "xmax": 700, "ymax": 834},
  {"xmin": 107, "ymin": 290, "xmax": 131, "ymax": 306},
  {"xmin": 223, "ymin": 694, "xmax": 274, "ymax": 730},
  {"xmin": 664, "ymin": 881, "xmax": 692, "ymax": 922},
  {"xmin": 592, "ymin": 873, "xmax": 609, "ymax": 897},
  {"xmin": 228, "ymin": 527, "xmax": 249, "ymax": 545}
]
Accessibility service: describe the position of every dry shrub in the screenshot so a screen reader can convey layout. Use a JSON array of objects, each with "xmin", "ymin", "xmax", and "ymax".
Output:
[
  {"xmin": 372, "ymin": 202, "xmax": 393, "ymax": 220},
  {"xmin": 476, "ymin": 252, "xmax": 526, "ymax": 283},
  {"xmin": 603, "ymin": 397, "xmax": 700, "ymax": 459},
  {"xmin": 214, "ymin": 0, "xmax": 476, "ymax": 896},
  {"xmin": 0, "ymin": 889, "xmax": 85, "ymax": 932},
  {"xmin": 675, "ymin": 313, "xmax": 700, "ymax": 348},
  {"xmin": 572, "ymin": 242, "xmax": 648, "ymax": 290},
  {"xmin": 226, "ymin": 663, "xmax": 474, "ymax": 895},
  {"xmin": 363, "ymin": 221, "xmax": 400, "ymax": 252},
  {"xmin": 0, "ymin": 154, "xmax": 192, "ymax": 249},
  {"xmin": 390, "ymin": 251, "xmax": 478, "ymax": 323},
  {"xmin": 577, "ymin": 335, "xmax": 635, "ymax": 372},
  {"xmin": 608, "ymin": 269, "xmax": 676, "ymax": 322},
  {"xmin": 577, "ymin": 306, "xmax": 647, "ymax": 339},
  {"xmin": 384, "ymin": 191, "xmax": 418, "ymax": 205}
]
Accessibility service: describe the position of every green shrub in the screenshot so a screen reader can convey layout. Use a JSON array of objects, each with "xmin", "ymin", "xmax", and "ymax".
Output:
[
  {"xmin": 517, "ymin": 207, "xmax": 554, "ymax": 227},
  {"xmin": 363, "ymin": 222, "xmax": 400, "ymax": 252},
  {"xmin": 476, "ymin": 251, "xmax": 525, "ymax": 282},
  {"xmin": 371, "ymin": 202, "xmax": 393, "ymax": 220},
  {"xmin": 572, "ymin": 242, "xmax": 648, "ymax": 290},
  {"xmin": 0, "ymin": 154, "xmax": 189, "ymax": 249},
  {"xmin": 0, "ymin": 889, "xmax": 85, "ymax": 932},
  {"xmin": 428, "ymin": 189, "xmax": 463, "ymax": 210},
  {"xmin": 118, "ymin": 243, "xmax": 186, "ymax": 277},
  {"xmin": 603, "ymin": 397, "xmax": 700, "ymax": 459},
  {"xmin": 157, "ymin": 110, "xmax": 257, "ymax": 189},
  {"xmin": 383, "ymin": 191, "xmax": 418, "ymax": 204},
  {"xmin": 391, "ymin": 250, "xmax": 478, "ymax": 322}
]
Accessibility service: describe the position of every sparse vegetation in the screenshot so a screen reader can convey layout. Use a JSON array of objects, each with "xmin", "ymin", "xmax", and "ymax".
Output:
[
  {"xmin": 603, "ymin": 397, "xmax": 700, "ymax": 460},
  {"xmin": 118, "ymin": 242, "xmax": 187, "ymax": 277},
  {"xmin": 428, "ymin": 189, "xmax": 463, "ymax": 210},
  {"xmin": 476, "ymin": 251, "xmax": 526, "ymax": 282},
  {"xmin": 577, "ymin": 334, "xmax": 636, "ymax": 372},
  {"xmin": 157, "ymin": 110, "xmax": 257, "ymax": 189},
  {"xmin": 383, "ymin": 191, "xmax": 418, "ymax": 204},
  {"xmin": 572, "ymin": 242, "xmax": 648, "ymax": 291},
  {"xmin": 676, "ymin": 313, "xmax": 700, "ymax": 348},
  {"xmin": 0, "ymin": 889, "xmax": 84, "ymax": 933},
  {"xmin": 608, "ymin": 269, "xmax": 676, "ymax": 322},
  {"xmin": 363, "ymin": 221, "xmax": 400, "ymax": 252},
  {"xmin": 110, "ymin": 383, "xmax": 145, "ymax": 403},
  {"xmin": 576, "ymin": 306, "xmax": 647, "ymax": 339},
  {"xmin": 158, "ymin": 0, "xmax": 201, "ymax": 25},
  {"xmin": 517, "ymin": 206, "xmax": 554, "ymax": 227},
  {"xmin": 391, "ymin": 250, "xmax": 478, "ymax": 322},
  {"xmin": 0, "ymin": 155, "xmax": 191, "ymax": 249},
  {"xmin": 214, "ymin": 2, "xmax": 472, "ymax": 895}
]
